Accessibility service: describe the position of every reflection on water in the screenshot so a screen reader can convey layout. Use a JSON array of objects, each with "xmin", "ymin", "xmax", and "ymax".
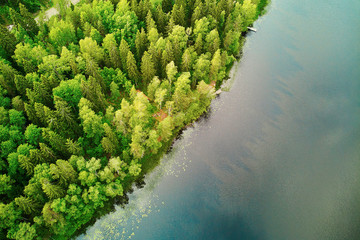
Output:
[{"xmin": 79, "ymin": 0, "xmax": 360, "ymax": 239}]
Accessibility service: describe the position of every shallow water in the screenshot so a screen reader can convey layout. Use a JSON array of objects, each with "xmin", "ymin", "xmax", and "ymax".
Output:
[{"xmin": 78, "ymin": 0, "xmax": 360, "ymax": 239}]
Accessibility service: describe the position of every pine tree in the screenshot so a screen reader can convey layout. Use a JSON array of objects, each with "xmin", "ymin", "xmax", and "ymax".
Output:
[
  {"xmin": 66, "ymin": 139, "xmax": 83, "ymax": 155},
  {"xmin": 0, "ymin": 25, "xmax": 17, "ymax": 57},
  {"xmin": 210, "ymin": 49, "xmax": 222, "ymax": 82},
  {"xmin": 54, "ymin": 97, "xmax": 79, "ymax": 137},
  {"xmin": 154, "ymin": 5, "xmax": 167, "ymax": 34},
  {"xmin": 194, "ymin": 33, "xmax": 203, "ymax": 55},
  {"xmin": 119, "ymin": 39, "xmax": 130, "ymax": 72},
  {"xmin": 0, "ymin": 60, "xmax": 18, "ymax": 96},
  {"xmin": 42, "ymin": 128, "xmax": 68, "ymax": 156},
  {"xmin": 181, "ymin": 48, "xmax": 193, "ymax": 72},
  {"xmin": 14, "ymin": 75, "xmax": 32, "ymax": 96},
  {"xmin": 18, "ymin": 154, "xmax": 35, "ymax": 175},
  {"xmin": 205, "ymin": 29, "xmax": 220, "ymax": 55},
  {"xmin": 126, "ymin": 51, "xmax": 141, "ymax": 87},
  {"xmin": 141, "ymin": 51, "xmax": 156, "ymax": 88},
  {"xmin": 80, "ymin": 76, "xmax": 107, "ymax": 112},
  {"xmin": 19, "ymin": 4, "xmax": 39, "ymax": 35},
  {"xmin": 41, "ymin": 180, "xmax": 65, "ymax": 199},
  {"xmin": 24, "ymin": 103, "xmax": 40, "ymax": 126},
  {"xmin": 146, "ymin": 11, "xmax": 157, "ymax": 30},
  {"xmin": 135, "ymin": 28, "xmax": 148, "ymax": 61},
  {"xmin": 103, "ymin": 34, "xmax": 121, "ymax": 69},
  {"xmin": 50, "ymin": 160, "xmax": 77, "ymax": 186},
  {"xmin": 39, "ymin": 143, "xmax": 57, "ymax": 163},
  {"xmin": 15, "ymin": 196, "xmax": 39, "ymax": 214}
]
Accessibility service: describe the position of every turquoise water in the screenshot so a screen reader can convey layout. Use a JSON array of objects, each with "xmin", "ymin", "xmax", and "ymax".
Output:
[{"xmin": 78, "ymin": 0, "xmax": 360, "ymax": 239}]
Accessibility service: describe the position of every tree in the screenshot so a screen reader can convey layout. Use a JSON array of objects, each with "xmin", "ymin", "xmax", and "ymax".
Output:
[
  {"xmin": 53, "ymin": 77, "xmax": 83, "ymax": 111},
  {"xmin": 11, "ymin": 96, "xmax": 24, "ymax": 112},
  {"xmin": 0, "ymin": 202, "xmax": 22, "ymax": 237},
  {"xmin": 79, "ymin": 98, "xmax": 104, "ymax": 143},
  {"xmin": 79, "ymin": 37, "xmax": 105, "ymax": 64},
  {"xmin": 146, "ymin": 76, "xmax": 160, "ymax": 100},
  {"xmin": 128, "ymin": 160, "xmax": 141, "ymax": 176},
  {"xmin": 241, "ymin": 0, "xmax": 257, "ymax": 28},
  {"xmin": 90, "ymin": 27, "xmax": 103, "ymax": 44},
  {"xmin": 205, "ymin": 29, "xmax": 220, "ymax": 55},
  {"xmin": 9, "ymin": 222, "xmax": 37, "ymax": 240},
  {"xmin": 42, "ymin": 180, "xmax": 65, "ymax": 199},
  {"xmin": 19, "ymin": 3, "xmax": 39, "ymax": 35},
  {"xmin": 13, "ymin": 43, "xmax": 48, "ymax": 73},
  {"xmin": 0, "ymin": 25, "xmax": 17, "ymax": 57},
  {"xmin": 193, "ymin": 53, "xmax": 211, "ymax": 85},
  {"xmin": 15, "ymin": 196, "xmax": 39, "ymax": 214},
  {"xmin": 171, "ymin": 4, "xmax": 186, "ymax": 27},
  {"xmin": 166, "ymin": 61, "xmax": 178, "ymax": 95},
  {"xmin": 172, "ymin": 72, "xmax": 192, "ymax": 111},
  {"xmin": 154, "ymin": 88, "xmax": 167, "ymax": 109},
  {"xmin": 66, "ymin": 139, "xmax": 83, "ymax": 156},
  {"xmin": 42, "ymin": 128, "xmax": 68, "ymax": 156},
  {"xmin": 168, "ymin": 25, "xmax": 188, "ymax": 65},
  {"xmin": 113, "ymin": 99, "xmax": 132, "ymax": 134},
  {"xmin": 141, "ymin": 51, "xmax": 156, "ymax": 88},
  {"xmin": 9, "ymin": 109, "xmax": 26, "ymax": 128},
  {"xmin": 126, "ymin": 51, "xmax": 140, "ymax": 86},
  {"xmin": 130, "ymin": 125, "xmax": 146, "ymax": 159},
  {"xmin": 181, "ymin": 48, "xmax": 194, "ymax": 72},
  {"xmin": 0, "ymin": 60, "xmax": 18, "ymax": 96},
  {"xmin": 49, "ymin": 20, "xmax": 77, "ymax": 51},
  {"xmin": 14, "ymin": 74, "xmax": 32, "ymax": 96},
  {"xmin": 105, "ymin": 180, "xmax": 123, "ymax": 197},
  {"xmin": 135, "ymin": 28, "xmax": 148, "ymax": 61},
  {"xmin": 154, "ymin": 5, "xmax": 167, "ymax": 33},
  {"xmin": 223, "ymin": 30, "xmax": 241, "ymax": 55},
  {"xmin": 50, "ymin": 160, "xmax": 77, "ymax": 186},
  {"xmin": 53, "ymin": 0, "xmax": 70, "ymax": 18},
  {"xmin": 60, "ymin": 47, "xmax": 79, "ymax": 75},
  {"xmin": 101, "ymin": 123, "xmax": 119, "ymax": 155},
  {"xmin": 210, "ymin": 49, "xmax": 223, "ymax": 82},
  {"xmin": 54, "ymin": 97, "xmax": 79, "ymax": 137},
  {"xmin": 0, "ymin": 174, "xmax": 12, "ymax": 196},
  {"xmin": 194, "ymin": 33, "xmax": 203, "ymax": 55},
  {"xmin": 157, "ymin": 116, "xmax": 174, "ymax": 141},
  {"xmin": 119, "ymin": 39, "xmax": 130, "ymax": 72},
  {"xmin": 102, "ymin": 34, "xmax": 121, "ymax": 69},
  {"xmin": 38, "ymin": 55, "xmax": 70, "ymax": 80},
  {"xmin": 146, "ymin": 129, "xmax": 161, "ymax": 153},
  {"xmin": 146, "ymin": 11, "xmax": 157, "ymax": 30},
  {"xmin": 24, "ymin": 124, "xmax": 43, "ymax": 146}
]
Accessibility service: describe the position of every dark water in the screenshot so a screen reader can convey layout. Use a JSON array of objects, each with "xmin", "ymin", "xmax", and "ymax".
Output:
[{"xmin": 78, "ymin": 0, "xmax": 360, "ymax": 239}]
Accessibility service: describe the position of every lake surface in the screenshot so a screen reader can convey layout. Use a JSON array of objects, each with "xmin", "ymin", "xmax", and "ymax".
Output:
[{"xmin": 78, "ymin": 0, "xmax": 360, "ymax": 239}]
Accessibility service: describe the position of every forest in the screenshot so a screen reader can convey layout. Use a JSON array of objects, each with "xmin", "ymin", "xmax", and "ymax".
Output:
[{"xmin": 0, "ymin": 0, "xmax": 266, "ymax": 239}]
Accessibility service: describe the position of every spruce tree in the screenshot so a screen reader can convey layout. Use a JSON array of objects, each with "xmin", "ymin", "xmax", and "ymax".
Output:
[
  {"xmin": 141, "ymin": 51, "xmax": 156, "ymax": 88},
  {"xmin": 126, "ymin": 51, "xmax": 141, "ymax": 87},
  {"xmin": 0, "ymin": 25, "xmax": 17, "ymax": 57},
  {"xmin": 19, "ymin": 4, "xmax": 39, "ymax": 36},
  {"xmin": 15, "ymin": 196, "xmax": 39, "ymax": 214}
]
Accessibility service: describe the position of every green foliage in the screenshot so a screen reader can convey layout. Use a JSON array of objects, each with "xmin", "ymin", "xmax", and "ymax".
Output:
[{"xmin": 53, "ymin": 77, "xmax": 83, "ymax": 110}]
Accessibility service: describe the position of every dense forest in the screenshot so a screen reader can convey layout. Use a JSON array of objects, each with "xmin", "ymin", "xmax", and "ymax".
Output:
[{"xmin": 0, "ymin": 0, "xmax": 266, "ymax": 239}]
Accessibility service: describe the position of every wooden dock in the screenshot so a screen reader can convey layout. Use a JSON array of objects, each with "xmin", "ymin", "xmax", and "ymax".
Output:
[{"xmin": 247, "ymin": 27, "xmax": 257, "ymax": 32}]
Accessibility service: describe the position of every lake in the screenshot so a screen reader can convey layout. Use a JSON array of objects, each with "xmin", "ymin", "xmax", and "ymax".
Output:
[{"xmin": 78, "ymin": 0, "xmax": 360, "ymax": 239}]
